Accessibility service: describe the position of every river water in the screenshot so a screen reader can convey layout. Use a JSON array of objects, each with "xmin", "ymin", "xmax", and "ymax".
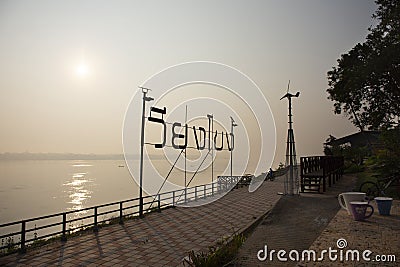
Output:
[
  {"xmin": 0, "ymin": 158, "xmax": 221, "ymax": 224},
  {"xmin": 0, "ymin": 160, "xmax": 139, "ymax": 224}
]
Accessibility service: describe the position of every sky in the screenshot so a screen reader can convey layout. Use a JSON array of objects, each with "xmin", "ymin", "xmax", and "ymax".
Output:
[{"xmin": 0, "ymin": 0, "xmax": 377, "ymax": 167}]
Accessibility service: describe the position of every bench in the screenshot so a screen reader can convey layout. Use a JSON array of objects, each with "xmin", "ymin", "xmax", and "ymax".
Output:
[{"xmin": 300, "ymin": 156, "xmax": 344, "ymax": 193}]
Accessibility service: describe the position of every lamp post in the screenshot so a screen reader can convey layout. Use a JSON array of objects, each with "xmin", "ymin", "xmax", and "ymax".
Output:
[
  {"xmin": 207, "ymin": 114, "xmax": 214, "ymax": 194},
  {"xmin": 139, "ymin": 87, "xmax": 154, "ymax": 217},
  {"xmin": 230, "ymin": 117, "xmax": 237, "ymax": 180}
]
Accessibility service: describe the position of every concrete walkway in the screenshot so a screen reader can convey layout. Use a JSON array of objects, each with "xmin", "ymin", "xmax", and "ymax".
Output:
[
  {"xmin": 233, "ymin": 175, "xmax": 358, "ymax": 266},
  {"xmin": 304, "ymin": 200, "xmax": 399, "ymax": 266},
  {"xmin": 0, "ymin": 180, "xmax": 282, "ymax": 266}
]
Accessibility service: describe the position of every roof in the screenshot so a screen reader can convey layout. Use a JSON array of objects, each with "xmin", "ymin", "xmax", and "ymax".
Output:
[{"xmin": 326, "ymin": 131, "xmax": 381, "ymax": 147}]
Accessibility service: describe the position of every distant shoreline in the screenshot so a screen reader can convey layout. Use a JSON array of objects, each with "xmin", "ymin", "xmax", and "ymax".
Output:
[{"xmin": 0, "ymin": 153, "xmax": 125, "ymax": 160}]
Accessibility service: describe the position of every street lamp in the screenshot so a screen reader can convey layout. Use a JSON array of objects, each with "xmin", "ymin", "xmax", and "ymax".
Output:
[
  {"xmin": 207, "ymin": 114, "xmax": 214, "ymax": 194},
  {"xmin": 139, "ymin": 87, "xmax": 154, "ymax": 217},
  {"xmin": 230, "ymin": 117, "xmax": 238, "ymax": 180}
]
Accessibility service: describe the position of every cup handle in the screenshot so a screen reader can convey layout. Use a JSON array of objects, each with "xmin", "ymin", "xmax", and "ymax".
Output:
[
  {"xmin": 338, "ymin": 194, "xmax": 347, "ymax": 210},
  {"xmin": 364, "ymin": 196, "xmax": 370, "ymax": 204},
  {"xmin": 365, "ymin": 205, "xmax": 374, "ymax": 219}
]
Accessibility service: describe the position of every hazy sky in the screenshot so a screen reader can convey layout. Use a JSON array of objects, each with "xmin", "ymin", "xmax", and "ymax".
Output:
[{"xmin": 0, "ymin": 0, "xmax": 376, "ymax": 166}]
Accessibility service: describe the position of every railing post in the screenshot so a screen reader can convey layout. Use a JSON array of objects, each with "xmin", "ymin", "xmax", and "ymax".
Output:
[
  {"xmin": 185, "ymin": 188, "xmax": 187, "ymax": 203},
  {"xmin": 20, "ymin": 220, "xmax": 26, "ymax": 253},
  {"xmin": 195, "ymin": 186, "xmax": 197, "ymax": 200},
  {"xmin": 212, "ymin": 181, "xmax": 215, "ymax": 195},
  {"xmin": 93, "ymin": 207, "xmax": 98, "ymax": 232},
  {"xmin": 119, "ymin": 202, "xmax": 124, "ymax": 225},
  {"xmin": 61, "ymin": 213, "xmax": 67, "ymax": 241},
  {"xmin": 204, "ymin": 184, "xmax": 206, "ymax": 198},
  {"xmin": 157, "ymin": 195, "xmax": 161, "ymax": 213},
  {"xmin": 172, "ymin": 191, "xmax": 175, "ymax": 206}
]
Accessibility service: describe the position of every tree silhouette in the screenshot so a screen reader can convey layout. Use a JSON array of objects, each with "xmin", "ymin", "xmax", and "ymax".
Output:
[{"xmin": 327, "ymin": 0, "xmax": 400, "ymax": 130}]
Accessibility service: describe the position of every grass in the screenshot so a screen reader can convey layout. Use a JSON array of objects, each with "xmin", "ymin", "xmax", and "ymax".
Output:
[
  {"xmin": 344, "ymin": 163, "xmax": 365, "ymax": 174},
  {"xmin": 0, "ymin": 237, "xmax": 18, "ymax": 255},
  {"xmin": 185, "ymin": 232, "xmax": 246, "ymax": 267},
  {"xmin": 353, "ymin": 163, "xmax": 400, "ymax": 199},
  {"xmin": 355, "ymin": 168, "xmax": 378, "ymax": 188}
]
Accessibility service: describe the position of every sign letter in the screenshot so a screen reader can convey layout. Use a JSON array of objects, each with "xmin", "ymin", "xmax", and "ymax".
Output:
[
  {"xmin": 172, "ymin": 123, "xmax": 188, "ymax": 149},
  {"xmin": 148, "ymin": 106, "xmax": 167, "ymax": 148},
  {"xmin": 214, "ymin": 130, "xmax": 224, "ymax": 151},
  {"xmin": 193, "ymin": 126, "xmax": 206, "ymax": 150}
]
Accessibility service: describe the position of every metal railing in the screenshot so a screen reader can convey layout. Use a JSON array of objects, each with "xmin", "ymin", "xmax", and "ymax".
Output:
[{"xmin": 0, "ymin": 177, "xmax": 245, "ymax": 255}]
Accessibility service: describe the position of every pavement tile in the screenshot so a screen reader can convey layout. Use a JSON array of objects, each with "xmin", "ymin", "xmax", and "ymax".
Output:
[
  {"xmin": 303, "ymin": 200, "xmax": 400, "ymax": 267},
  {"xmin": 0, "ymin": 180, "xmax": 282, "ymax": 266},
  {"xmin": 234, "ymin": 175, "xmax": 400, "ymax": 267}
]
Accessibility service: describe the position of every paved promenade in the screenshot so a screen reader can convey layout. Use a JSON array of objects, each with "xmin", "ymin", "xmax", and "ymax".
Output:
[
  {"xmin": 305, "ymin": 200, "xmax": 399, "ymax": 266},
  {"xmin": 234, "ymin": 175, "xmax": 357, "ymax": 267},
  {"xmin": 234, "ymin": 175, "xmax": 399, "ymax": 266},
  {"xmin": 1, "ymin": 180, "xmax": 282, "ymax": 266}
]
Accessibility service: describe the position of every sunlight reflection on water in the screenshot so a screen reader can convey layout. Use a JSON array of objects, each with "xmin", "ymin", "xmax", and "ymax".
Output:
[
  {"xmin": 63, "ymin": 165, "xmax": 94, "ymax": 221},
  {"xmin": 0, "ymin": 159, "xmax": 137, "ymax": 225}
]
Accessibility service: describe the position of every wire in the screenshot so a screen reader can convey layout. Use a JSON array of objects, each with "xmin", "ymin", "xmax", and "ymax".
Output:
[
  {"xmin": 176, "ymin": 149, "xmax": 212, "ymax": 203},
  {"xmin": 147, "ymin": 149, "xmax": 185, "ymax": 210},
  {"xmin": 145, "ymin": 116, "xmax": 228, "ymax": 135},
  {"xmin": 144, "ymin": 142, "xmax": 231, "ymax": 151}
]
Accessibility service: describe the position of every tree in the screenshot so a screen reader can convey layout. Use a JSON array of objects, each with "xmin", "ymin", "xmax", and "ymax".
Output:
[
  {"xmin": 327, "ymin": 0, "xmax": 400, "ymax": 130},
  {"xmin": 323, "ymin": 135, "xmax": 339, "ymax": 156},
  {"xmin": 323, "ymin": 135, "xmax": 368, "ymax": 166},
  {"xmin": 377, "ymin": 127, "xmax": 400, "ymax": 173}
]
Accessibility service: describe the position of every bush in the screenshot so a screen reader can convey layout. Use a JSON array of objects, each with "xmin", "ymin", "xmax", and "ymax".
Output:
[
  {"xmin": 344, "ymin": 163, "xmax": 365, "ymax": 174},
  {"xmin": 185, "ymin": 233, "xmax": 245, "ymax": 267}
]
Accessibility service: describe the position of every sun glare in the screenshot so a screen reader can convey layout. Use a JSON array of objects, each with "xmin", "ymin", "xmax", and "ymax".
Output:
[{"xmin": 75, "ymin": 62, "xmax": 89, "ymax": 77}]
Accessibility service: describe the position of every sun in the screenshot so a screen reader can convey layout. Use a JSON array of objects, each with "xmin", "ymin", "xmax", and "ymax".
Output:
[{"xmin": 75, "ymin": 62, "xmax": 89, "ymax": 77}]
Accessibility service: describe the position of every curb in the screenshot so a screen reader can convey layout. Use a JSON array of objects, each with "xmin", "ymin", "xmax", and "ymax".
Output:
[{"xmin": 181, "ymin": 192, "xmax": 282, "ymax": 266}]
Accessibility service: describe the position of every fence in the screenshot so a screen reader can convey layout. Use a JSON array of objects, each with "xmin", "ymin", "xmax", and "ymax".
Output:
[
  {"xmin": 0, "ymin": 176, "xmax": 247, "ymax": 255},
  {"xmin": 217, "ymin": 175, "xmax": 252, "ymax": 190},
  {"xmin": 300, "ymin": 156, "xmax": 344, "ymax": 193}
]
